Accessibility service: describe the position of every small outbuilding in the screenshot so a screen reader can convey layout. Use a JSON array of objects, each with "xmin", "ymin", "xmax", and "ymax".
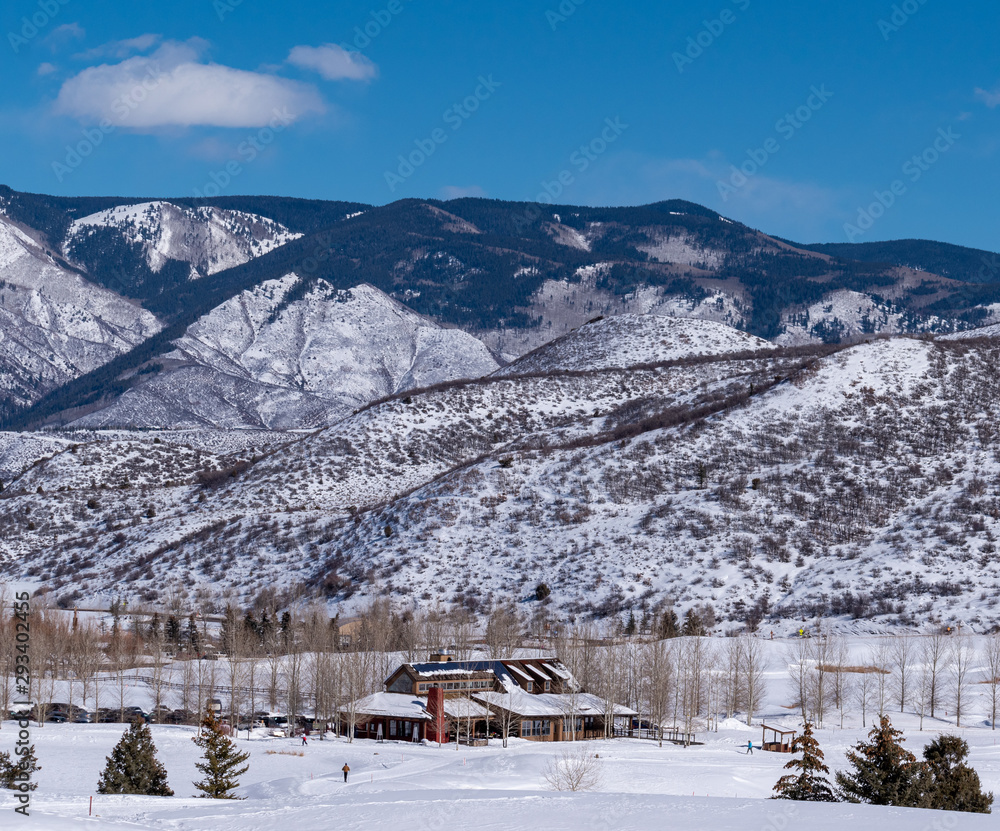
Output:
[{"xmin": 761, "ymin": 725, "xmax": 797, "ymax": 753}]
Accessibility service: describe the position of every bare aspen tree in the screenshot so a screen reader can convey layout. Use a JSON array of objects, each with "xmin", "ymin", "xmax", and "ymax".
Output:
[
  {"xmin": 914, "ymin": 657, "xmax": 930, "ymax": 732},
  {"xmin": 984, "ymin": 632, "xmax": 1000, "ymax": 730},
  {"xmin": 448, "ymin": 609, "xmax": 476, "ymax": 662},
  {"xmin": 0, "ymin": 587, "xmax": 14, "ymax": 724},
  {"xmin": 786, "ymin": 637, "xmax": 812, "ymax": 723},
  {"xmin": 147, "ymin": 624, "xmax": 169, "ymax": 722},
  {"xmin": 950, "ymin": 634, "xmax": 975, "ymax": 728},
  {"xmin": 872, "ymin": 640, "xmax": 892, "ymax": 718},
  {"xmin": 890, "ymin": 636, "xmax": 915, "ymax": 714},
  {"xmin": 341, "ymin": 648, "xmax": 375, "ymax": 742},
  {"xmin": 922, "ymin": 632, "xmax": 947, "ymax": 719},
  {"xmin": 809, "ymin": 633, "xmax": 830, "ymax": 727},
  {"xmin": 855, "ymin": 666, "xmax": 875, "ymax": 728},
  {"xmin": 644, "ymin": 639, "xmax": 675, "ymax": 745},
  {"xmin": 724, "ymin": 637, "xmax": 744, "ymax": 719},
  {"xmin": 829, "ymin": 636, "xmax": 851, "ymax": 729},
  {"xmin": 485, "ymin": 602, "xmax": 523, "ymax": 659},
  {"xmin": 742, "ymin": 635, "xmax": 768, "ymax": 726}
]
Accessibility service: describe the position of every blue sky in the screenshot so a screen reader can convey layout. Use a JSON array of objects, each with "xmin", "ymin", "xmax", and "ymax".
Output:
[{"xmin": 1, "ymin": 0, "xmax": 998, "ymax": 249}]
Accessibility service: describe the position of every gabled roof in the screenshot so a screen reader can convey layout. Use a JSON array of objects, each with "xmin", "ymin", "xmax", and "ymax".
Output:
[{"xmin": 345, "ymin": 693, "xmax": 431, "ymax": 720}]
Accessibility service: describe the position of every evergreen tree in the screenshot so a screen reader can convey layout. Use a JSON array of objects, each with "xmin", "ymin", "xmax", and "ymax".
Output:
[
  {"xmin": 186, "ymin": 614, "xmax": 200, "ymax": 656},
  {"xmin": 624, "ymin": 610, "xmax": 637, "ymax": 637},
  {"xmin": 0, "ymin": 745, "xmax": 40, "ymax": 791},
  {"xmin": 918, "ymin": 734, "xmax": 993, "ymax": 813},
  {"xmin": 97, "ymin": 720, "xmax": 174, "ymax": 796},
  {"xmin": 148, "ymin": 612, "xmax": 161, "ymax": 641},
  {"xmin": 659, "ymin": 608, "xmax": 679, "ymax": 639},
  {"xmin": 681, "ymin": 609, "xmax": 705, "ymax": 637},
  {"xmin": 773, "ymin": 722, "xmax": 836, "ymax": 802},
  {"xmin": 836, "ymin": 715, "xmax": 921, "ymax": 806},
  {"xmin": 165, "ymin": 615, "xmax": 181, "ymax": 649},
  {"xmin": 192, "ymin": 711, "xmax": 250, "ymax": 799}
]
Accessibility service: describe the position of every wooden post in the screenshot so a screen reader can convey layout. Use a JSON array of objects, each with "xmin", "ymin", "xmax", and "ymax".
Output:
[{"xmin": 89, "ymin": 796, "xmax": 92, "ymax": 816}]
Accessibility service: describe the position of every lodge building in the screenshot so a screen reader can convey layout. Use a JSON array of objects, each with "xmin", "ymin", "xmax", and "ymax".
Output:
[{"xmin": 340, "ymin": 652, "xmax": 636, "ymax": 744}]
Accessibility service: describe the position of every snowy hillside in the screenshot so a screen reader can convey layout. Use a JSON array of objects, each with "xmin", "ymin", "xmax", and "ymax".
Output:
[
  {"xmin": 776, "ymin": 290, "xmax": 957, "ymax": 346},
  {"xmin": 70, "ymin": 277, "xmax": 500, "ymax": 430},
  {"xmin": 0, "ymin": 213, "xmax": 162, "ymax": 410},
  {"xmin": 498, "ymin": 315, "xmax": 771, "ymax": 375},
  {"xmin": 66, "ymin": 201, "xmax": 302, "ymax": 277}
]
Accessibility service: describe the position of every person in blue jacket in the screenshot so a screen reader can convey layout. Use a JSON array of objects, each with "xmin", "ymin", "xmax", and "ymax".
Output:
[{"xmin": 746, "ymin": 740, "xmax": 753, "ymax": 755}]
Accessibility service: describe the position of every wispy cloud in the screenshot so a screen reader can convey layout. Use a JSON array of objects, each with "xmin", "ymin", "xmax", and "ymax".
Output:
[
  {"xmin": 43, "ymin": 23, "xmax": 85, "ymax": 50},
  {"xmin": 287, "ymin": 44, "xmax": 378, "ymax": 81},
  {"xmin": 53, "ymin": 39, "xmax": 325, "ymax": 129},
  {"xmin": 974, "ymin": 84, "xmax": 1000, "ymax": 108},
  {"xmin": 440, "ymin": 185, "xmax": 487, "ymax": 199},
  {"xmin": 74, "ymin": 34, "xmax": 162, "ymax": 62},
  {"xmin": 37, "ymin": 62, "xmax": 58, "ymax": 76}
]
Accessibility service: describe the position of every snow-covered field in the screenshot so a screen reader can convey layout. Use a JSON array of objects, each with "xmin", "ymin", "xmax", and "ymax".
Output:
[
  {"xmin": 3, "ymin": 636, "xmax": 1000, "ymax": 829},
  {"xmin": 0, "ymin": 718, "xmax": 995, "ymax": 829}
]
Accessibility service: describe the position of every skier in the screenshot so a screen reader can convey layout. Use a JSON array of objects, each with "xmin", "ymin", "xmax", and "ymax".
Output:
[
  {"xmin": 342, "ymin": 763, "xmax": 350, "ymax": 782},
  {"xmin": 746, "ymin": 740, "xmax": 753, "ymax": 755}
]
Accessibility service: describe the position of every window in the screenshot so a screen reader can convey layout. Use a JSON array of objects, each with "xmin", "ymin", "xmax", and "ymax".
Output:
[
  {"xmin": 390, "ymin": 720, "xmax": 397, "ymax": 737},
  {"xmin": 520, "ymin": 720, "xmax": 551, "ymax": 737},
  {"xmin": 526, "ymin": 681, "xmax": 533, "ymax": 693},
  {"xmin": 418, "ymin": 684, "xmax": 427, "ymax": 692},
  {"xmin": 544, "ymin": 680, "xmax": 551, "ymax": 692},
  {"xmin": 562, "ymin": 718, "xmax": 582, "ymax": 734}
]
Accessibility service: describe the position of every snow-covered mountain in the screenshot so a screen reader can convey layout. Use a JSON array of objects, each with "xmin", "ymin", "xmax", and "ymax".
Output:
[
  {"xmin": 0, "ymin": 212, "xmax": 162, "ymax": 410},
  {"xmin": 5, "ymin": 318, "xmax": 1000, "ymax": 635},
  {"xmin": 71, "ymin": 276, "xmax": 500, "ymax": 430},
  {"xmin": 498, "ymin": 314, "xmax": 771, "ymax": 376},
  {"xmin": 65, "ymin": 201, "xmax": 302, "ymax": 278}
]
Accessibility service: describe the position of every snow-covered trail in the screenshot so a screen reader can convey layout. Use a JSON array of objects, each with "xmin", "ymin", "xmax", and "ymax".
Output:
[{"xmin": 3, "ymin": 720, "xmax": 998, "ymax": 829}]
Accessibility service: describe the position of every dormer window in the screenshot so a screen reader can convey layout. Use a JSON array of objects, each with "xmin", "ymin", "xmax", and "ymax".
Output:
[
  {"xmin": 526, "ymin": 681, "xmax": 533, "ymax": 692},
  {"xmin": 544, "ymin": 680, "xmax": 551, "ymax": 692}
]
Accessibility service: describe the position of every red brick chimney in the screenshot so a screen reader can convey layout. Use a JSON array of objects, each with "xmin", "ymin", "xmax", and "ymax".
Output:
[{"xmin": 426, "ymin": 686, "xmax": 447, "ymax": 743}]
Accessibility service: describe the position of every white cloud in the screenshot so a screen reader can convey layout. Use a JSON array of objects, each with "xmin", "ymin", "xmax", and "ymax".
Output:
[
  {"xmin": 975, "ymin": 85, "xmax": 1000, "ymax": 108},
  {"xmin": 74, "ymin": 34, "xmax": 162, "ymax": 62},
  {"xmin": 44, "ymin": 23, "xmax": 85, "ymax": 48},
  {"xmin": 37, "ymin": 62, "xmax": 58, "ymax": 76},
  {"xmin": 287, "ymin": 44, "xmax": 377, "ymax": 81},
  {"xmin": 54, "ymin": 40, "xmax": 325, "ymax": 129},
  {"xmin": 440, "ymin": 185, "xmax": 487, "ymax": 199}
]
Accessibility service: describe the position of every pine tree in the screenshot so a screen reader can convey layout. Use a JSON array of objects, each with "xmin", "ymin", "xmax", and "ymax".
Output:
[
  {"xmin": 836, "ymin": 715, "xmax": 921, "ymax": 806},
  {"xmin": 681, "ymin": 609, "xmax": 705, "ymax": 637},
  {"xmin": 918, "ymin": 734, "xmax": 993, "ymax": 813},
  {"xmin": 773, "ymin": 722, "xmax": 836, "ymax": 802},
  {"xmin": 97, "ymin": 720, "xmax": 173, "ymax": 796},
  {"xmin": 186, "ymin": 614, "xmax": 200, "ymax": 656},
  {"xmin": 659, "ymin": 608, "xmax": 679, "ymax": 639},
  {"xmin": 624, "ymin": 610, "xmax": 637, "ymax": 637},
  {"xmin": 192, "ymin": 710, "xmax": 250, "ymax": 799},
  {"xmin": 165, "ymin": 615, "xmax": 181, "ymax": 649},
  {"xmin": 0, "ymin": 745, "xmax": 40, "ymax": 791}
]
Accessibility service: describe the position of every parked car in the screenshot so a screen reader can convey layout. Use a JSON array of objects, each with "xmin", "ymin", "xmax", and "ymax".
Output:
[
  {"xmin": 72, "ymin": 710, "xmax": 93, "ymax": 724},
  {"xmin": 148, "ymin": 705, "xmax": 172, "ymax": 724}
]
